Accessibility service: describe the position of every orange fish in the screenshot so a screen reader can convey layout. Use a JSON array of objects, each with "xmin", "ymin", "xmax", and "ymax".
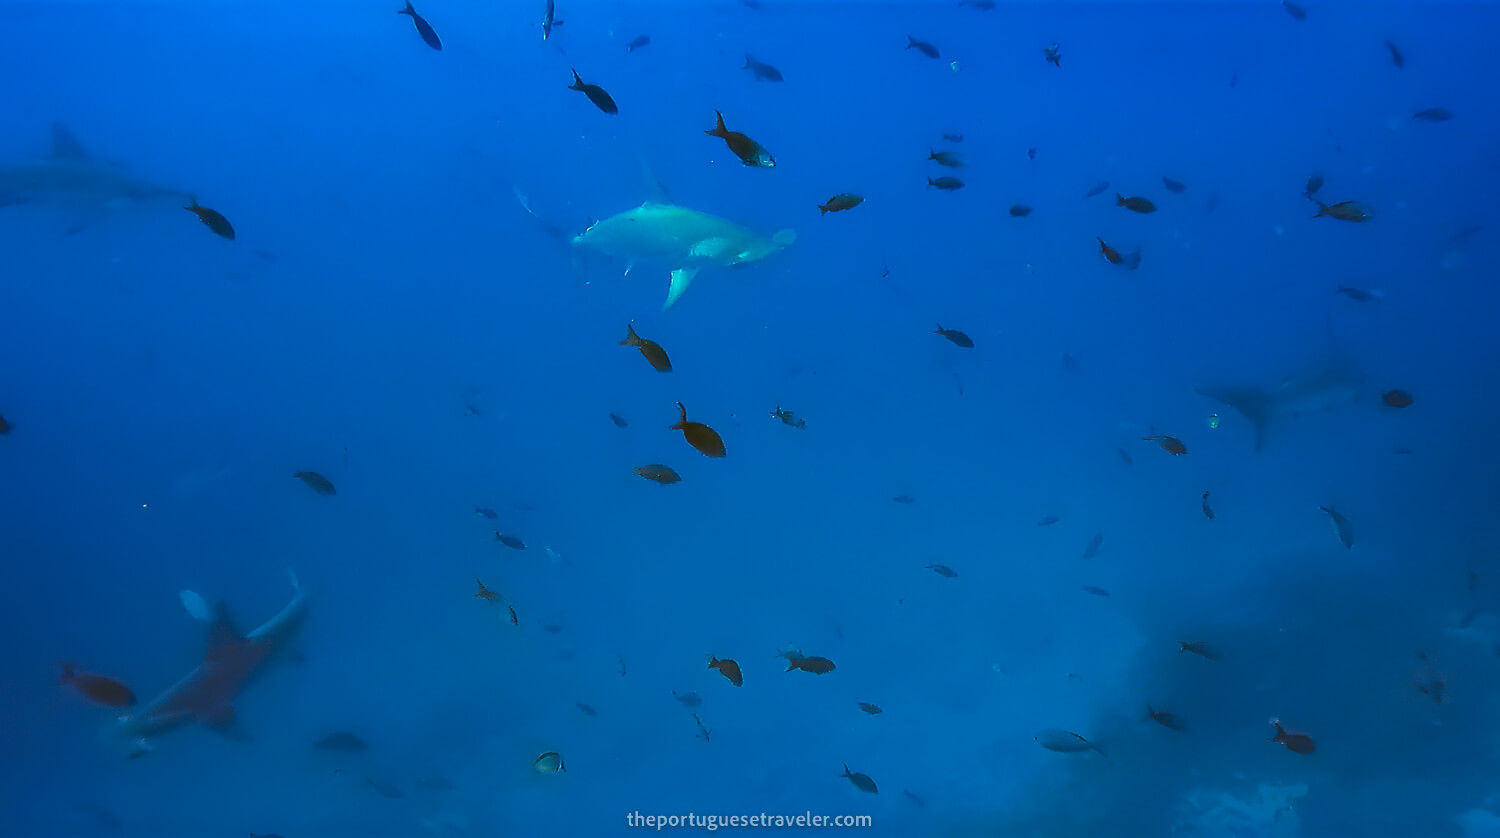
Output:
[
  {"xmin": 58, "ymin": 662, "xmax": 137, "ymax": 707},
  {"xmin": 672, "ymin": 402, "xmax": 726, "ymax": 457},
  {"xmin": 1144, "ymin": 434, "xmax": 1187, "ymax": 455},
  {"xmin": 1269, "ymin": 719, "xmax": 1316, "ymax": 754},
  {"xmin": 620, "ymin": 324, "xmax": 672, "ymax": 372},
  {"xmin": 781, "ymin": 649, "xmax": 836, "ymax": 674},
  {"xmin": 1312, "ymin": 200, "xmax": 1370, "ymax": 222},
  {"xmin": 185, "ymin": 198, "xmax": 235, "ymax": 239},
  {"xmin": 708, "ymin": 655, "xmax": 743, "ymax": 686},
  {"xmin": 1097, "ymin": 237, "xmax": 1123, "ymax": 264},
  {"xmin": 475, "ymin": 579, "xmax": 498, "ymax": 602},
  {"xmin": 294, "ymin": 471, "xmax": 336, "ymax": 496}
]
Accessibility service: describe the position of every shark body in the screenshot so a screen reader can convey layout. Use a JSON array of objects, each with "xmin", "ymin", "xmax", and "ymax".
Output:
[
  {"xmin": 0, "ymin": 122, "xmax": 188, "ymax": 214},
  {"xmin": 572, "ymin": 202, "xmax": 794, "ymax": 309},
  {"xmin": 114, "ymin": 572, "xmax": 307, "ymax": 757},
  {"xmin": 1195, "ymin": 358, "xmax": 1361, "ymax": 451}
]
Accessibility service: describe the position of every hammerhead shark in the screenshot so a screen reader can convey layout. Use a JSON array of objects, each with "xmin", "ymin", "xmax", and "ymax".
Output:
[
  {"xmin": 572, "ymin": 202, "xmax": 795, "ymax": 309},
  {"xmin": 1195, "ymin": 357, "xmax": 1361, "ymax": 451},
  {"xmin": 0, "ymin": 122, "xmax": 188, "ymax": 217},
  {"xmin": 113, "ymin": 571, "xmax": 307, "ymax": 758}
]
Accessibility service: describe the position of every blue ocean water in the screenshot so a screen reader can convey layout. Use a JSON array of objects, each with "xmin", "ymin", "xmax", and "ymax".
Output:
[{"xmin": 2, "ymin": 0, "xmax": 1499, "ymax": 835}]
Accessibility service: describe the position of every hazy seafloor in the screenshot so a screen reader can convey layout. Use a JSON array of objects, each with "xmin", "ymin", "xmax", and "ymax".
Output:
[{"xmin": 2, "ymin": 1, "xmax": 1499, "ymax": 836}]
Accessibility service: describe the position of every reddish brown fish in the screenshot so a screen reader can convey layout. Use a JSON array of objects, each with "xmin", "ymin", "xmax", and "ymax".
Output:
[
  {"xmin": 294, "ymin": 471, "xmax": 336, "ymax": 496},
  {"xmin": 671, "ymin": 402, "xmax": 726, "ymax": 457},
  {"xmin": 1097, "ymin": 237, "xmax": 1123, "ymax": 264},
  {"xmin": 620, "ymin": 324, "xmax": 672, "ymax": 372},
  {"xmin": 58, "ymin": 662, "xmax": 136, "ymax": 707},
  {"xmin": 185, "ymin": 198, "xmax": 235, "ymax": 239},
  {"xmin": 704, "ymin": 110, "xmax": 776, "ymax": 168},
  {"xmin": 1269, "ymin": 719, "xmax": 1316, "ymax": 754},
  {"xmin": 708, "ymin": 655, "xmax": 743, "ymax": 686}
]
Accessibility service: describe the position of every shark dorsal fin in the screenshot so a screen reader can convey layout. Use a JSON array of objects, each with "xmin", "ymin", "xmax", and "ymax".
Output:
[
  {"xmin": 49, "ymin": 122, "xmax": 91, "ymax": 162},
  {"xmin": 204, "ymin": 602, "xmax": 246, "ymax": 663}
]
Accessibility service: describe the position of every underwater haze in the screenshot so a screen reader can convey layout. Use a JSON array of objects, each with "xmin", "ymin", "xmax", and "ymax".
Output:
[{"xmin": 2, "ymin": 0, "xmax": 1499, "ymax": 835}]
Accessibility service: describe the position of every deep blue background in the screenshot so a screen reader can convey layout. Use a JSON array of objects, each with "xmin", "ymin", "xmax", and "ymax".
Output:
[{"xmin": 2, "ymin": 1, "xmax": 1498, "ymax": 835}]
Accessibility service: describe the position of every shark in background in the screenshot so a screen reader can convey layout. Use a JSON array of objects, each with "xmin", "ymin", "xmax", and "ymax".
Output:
[
  {"xmin": 112, "ymin": 571, "xmax": 307, "ymax": 758},
  {"xmin": 0, "ymin": 122, "xmax": 189, "ymax": 227},
  {"xmin": 1195, "ymin": 353, "xmax": 1362, "ymax": 451},
  {"xmin": 572, "ymin": 202, "xmax": 795, "ymax": 309}
]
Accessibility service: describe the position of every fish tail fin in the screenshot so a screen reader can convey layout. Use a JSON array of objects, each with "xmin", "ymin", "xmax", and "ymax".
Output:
[
  {"xmin": 398, "ymin": 0, "xmax": 413, "ymax": 14},
  {"xmin": 905, "ymin": 36, "xmax": 916, "ymax": 48},
  {"xmin": 57, "ymin": 661, "xmax": 78, "ymax": 684},
  {"xmin": 619, "ymin": 324, "xmax": 638, "ymax": 345},
  {"xmin": 743, "ymin": 53, "xmax": 753, "ymax": 67},
  {"xmin": 1115, "ymin": 193, "xmax": 1125, "ymax": 206},
  {"xmin": 568, "ymin": 68, "xmax": 583, "ymax": 89},
  {"xmin": 705, "ymin": 110, "xmax": 727, "ymax": 137}
]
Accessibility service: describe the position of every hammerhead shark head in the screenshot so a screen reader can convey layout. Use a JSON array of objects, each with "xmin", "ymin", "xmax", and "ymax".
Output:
[
  {"xmin": 1195, "ymin": 357, "xmax": 1361, "ymax": 451},
  {"xmin": 113, "ymin": 571, "xmax": 307, "ymax": 758},
  {"xmin": 0, "ymin": 122, "xmax": 188, "ymax": 216}
]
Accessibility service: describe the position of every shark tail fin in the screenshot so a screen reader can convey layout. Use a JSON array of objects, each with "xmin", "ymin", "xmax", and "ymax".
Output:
[{"xmin": 49, "ymin": 122, "xmax": 91, "ymax": 161}]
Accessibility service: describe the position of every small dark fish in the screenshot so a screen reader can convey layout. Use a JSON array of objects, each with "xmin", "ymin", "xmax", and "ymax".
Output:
[
  {"xmin": 782, "ymin": 649, "xmax": 836, "ymax": 674},
  {"xmin": 568, "ymin": 69, "xmax": 618, "ymax": 114},
  {"xmin": 905, "ymin": 36, "xmax": 940, "ymax": 58},
  {"xmin": 927, "ymin": 176, "xmax": 964, "ymax": 191},
  {"xmin": 0, "ymin": 412, "xmax": 11, "ymax": 434},
  {"xmin": 771, "ymin": 406, "xmax": 806, "ymax": 428},
  {"xmin": 495, "ymin": 532, "xmax": 527, "ymax": 550},
  {"xmin": 505, "ymin": 603, "xmax": 519, "ymax": 626},
  {"xmin": 474, "ymin": 506, "xmax": 498, "ymax": 520},
  {"xmin": 1382, "ymin": 389, "xmax": 1414, "ymax": 408},
  {"xmin": 57, "ymin": 663, "xmax": 136, "ymax": 707},
  {"xmin": 1312, "ymin": 200, "xmax": 1371, "ymax": 221},
  {"xmin": 1269, "ymin": 720, "xmax": 1315, "ymax": 754},
  {"xmin": 929, "ymin": 149, "xmax": 964, "ymax": 168},
  {"xmin": 934, "ymin": 324, "xmax": 973, "ymax": 347},
  {"xmin": 541, "ymin": 623, "xmax": 564, "ymax": 634},
  {"xmin": 903, "ymin": 790, "xmax": 926, "ymax": 807},
  {"xmin": 1202, "ymin": 490, "xmax": 1215, "ymax": 520},
  {"xmin": 891, "ymin": 495, "xmax": 917, "ymax": 504},
  {"xmin": 1413, "ymin": 107, "xmax": 1453, "ymax": 122},
  {"xmin": 1333, "ymin": 285, "xmax": 1377, "ymax": 303},
  {"xmin": 705, "ymin": 110, "xmax": 775, "ymax": 168},
  {"xmin": 673, "ymin": 690, "xmax": 702, "ymax": 707},
  {"xmin": 1147, "ymin": 704, "xmax": 1184, "ymax": 731},
  {"xmin": 819, "ymin": 193, "xmax": 863, "ymax": 214},
  {"xmin": 1116, "ymin": 448, "xmax": 1134, "ymax": 465},
  {"xmin": 672, "ymin": 402, "xmax": 726, "ymax": 457},
  {"xmin": 1009, "ymin": 204, "xmax": 1032, "ymax": 217},
  {"xmin": 1084, "ymin": 181, "xmax": 1110, "ymax": 199},
  {"xmin": 576, "ymin": 703, "xmax": 598, "ymax": 716},
  {"xmin": 1027, "ymin": 147, "xmax": 1037, "ymax": 160},
  {"xmin": 1043, "ymin": 42, "xmax": 1060, "ymax": 67},
  {"xmin": 1082, "ymin": 534, "xmax": 1104, "ymax": 559},
  {"xmin": 1450, "ymin": 225, "xmax": 1483, "ymax": 244},
  {"xmin": 1143, "ymin": 434, "xmax": 1187, "ymax": 455},
  {"xmin": 691, "ymin": 712, "xmax": 712, "ymax": 743},
  {"xmin": 1161, "ymin": 176, "xmax": 1186, "ymax": 193},
  {"xmin": 1282, "ymin": 1, "xmax": 1307, "ymax": 20},
  {"xmin": 1178, "ymin": 641, "xmax": 1221, "ymax": 660},
  {"xmin": 942, "ymin": 133, "xmax": 964, "ymax": 143},
  {"xmin": 1384, "ymin": 39, "xmax": 1404, "ymax": 68},
  {"xmin": 1097, "ymin": 237, "xmax": 1123, "ymax": 265},
  {"xmin": 857, "ymin": 702, "xmax": 883, "ymax": 714},
  {"xmin": 1037, "ymin": 515, "xmax": 1059, "ymax": 526},
  {"xmin": 474, "ymin": 579, "xmax": 498, "ymax": 602},
  {"xmin": 313, "ymin": 732, "xmax": 368, "ymax": 752},
  {"xmin": 294, "ymin": 471, "xmax": 336, "ymax": 496},
  {"xmin": 709, "ymin": 655, "xmax": 743, "ymax": 686},
  {"xmin": 1081, "ymin": 585, "xmax": 1110, "ymax": 597},
  {"xmin": 366, "ymin": 777, "xmax": 404, "ymax": 799},
  {"xmin": 925, "ymin": 563, "xmax": 958, "ymax": 578},
  {"xmin": 1116, "ymin": 194, "xmax": 1156, "ymax": 214},
  {"xmin": 1417, "ymin": 679, "xmax": 1445, "ymax": 705},
  {"xmin": 620, "ymin": 324, "xmax": 671, "ymax": 372},
  {"xmin": 1228, "ymin": 73, "xmax": 1238, "ymax": 88},
  {"xmin": 841, "ymin": 765, "xmax": 878, "ymax": 793},
  {"xmin": 1319, "ymin": 505, "xmax": 1354, "ymax": 548},
  {"xmin": 626, "ymin": 34, "xmax": 650, "ymax": 52},
  {"xmin": 743, "ymin": 53, "xmax": 783, "ymax": 82},
  {"xmin": 397, "ymin": 1, "xmax": 442, "ymax": 51},
  {"xmin": 185, "ymin": 198, "xmax": 234, "ymax": 239},
  {"xmin": 540, "ymin": 0, "xmax": 562, "ymax": 40},
  {"xmin": 635, "ymin": 464, "xmax": 682, "ymax": 484},
  {"xmin": 609, "ymin": 412, "xmax": 629, "ymax": 427}
]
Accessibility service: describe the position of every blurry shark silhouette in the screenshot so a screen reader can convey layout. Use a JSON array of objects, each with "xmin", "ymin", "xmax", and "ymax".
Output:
[
  {"xmin": 113, "ymin": 571, "xmax": 307, "ymax": 758},
  {"xmin": 1196, "ymin": 359, "xmax": 1361, "ymax": 451},
  {"xmin": 572, "ymin": 202, "xmax": 795, "ymax": 309},
  {"xmin": 0, "ymin": 123, "xmax": 189, "ymax": 214}
]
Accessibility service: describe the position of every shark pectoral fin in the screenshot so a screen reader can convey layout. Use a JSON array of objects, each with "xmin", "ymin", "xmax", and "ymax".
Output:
[
  {"xmin": 689, "ymin": 237, "xmax": 733, "ymax": 260},
  {"xmin": 771, "ymin": 229, "xmax": 796, "ymax": 247},
  {"xmin": 179, "ymin": 590, "xmax": 213, "ymax": 622},
  {"xmin": 665, "ymin": 268, "xmax": 700, "ymax": 309},
  {"xmin": 204, "ymin": 603, "xmax": 247, "ymax": 663}
]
